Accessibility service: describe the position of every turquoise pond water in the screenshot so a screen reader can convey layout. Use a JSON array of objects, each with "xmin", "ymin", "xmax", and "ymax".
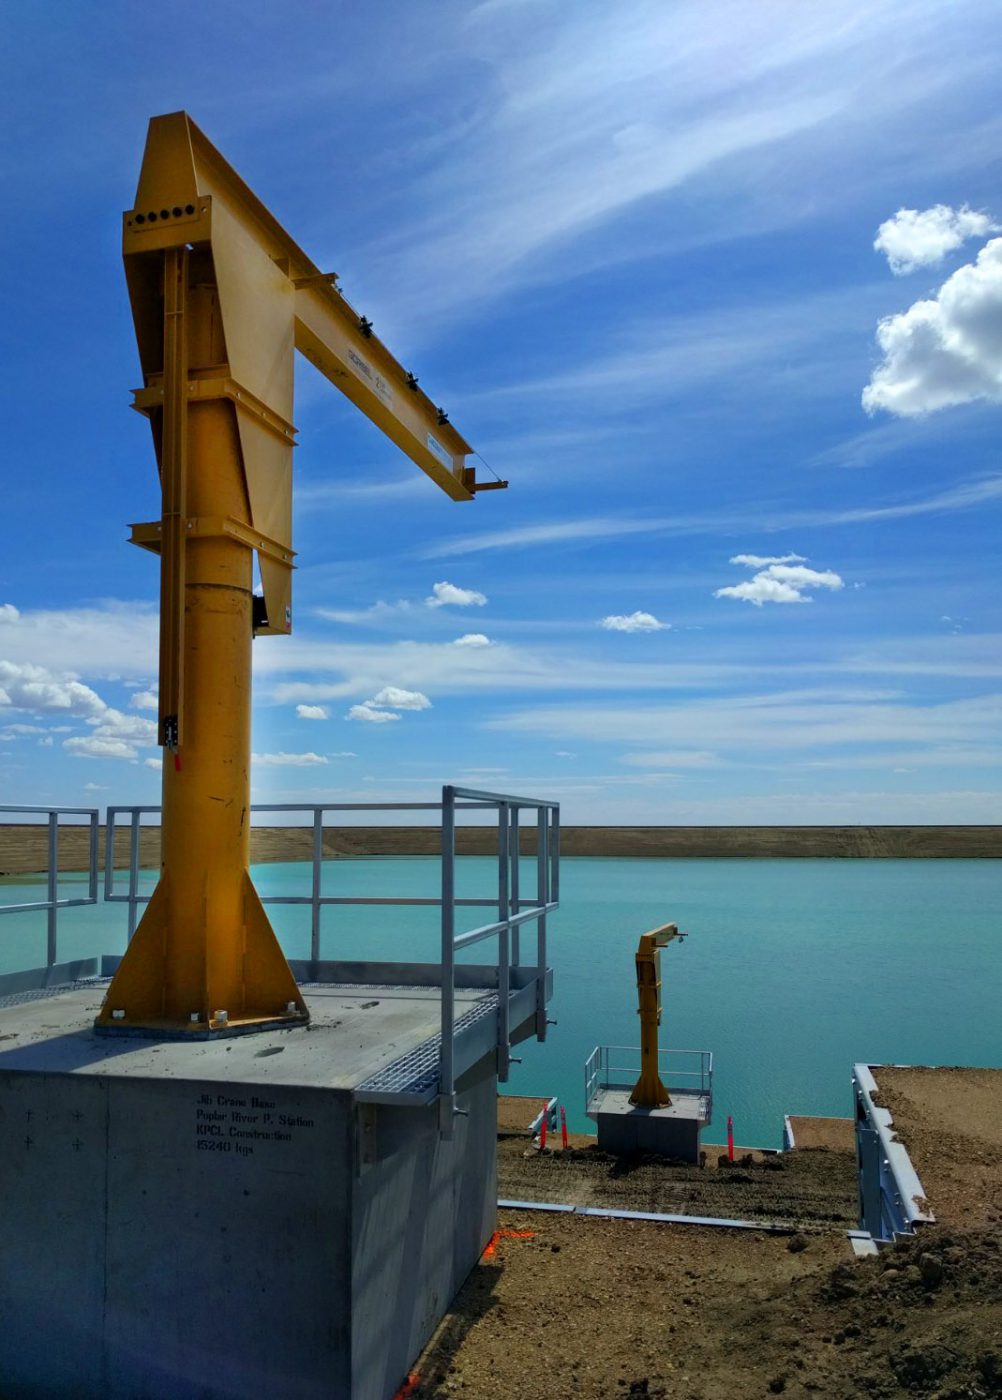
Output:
[{"xmin": 3, "ymin": 856, "xmax": 1001, "ymax": 1148}]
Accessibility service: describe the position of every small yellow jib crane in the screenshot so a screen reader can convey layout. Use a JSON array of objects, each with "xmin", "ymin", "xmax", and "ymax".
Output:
[
  {"xmin": 96, "ymin": 113, "xmax": 502, "ymax": 1037},
  {"xmin": 630, "ymin": 922, "xmax": 686, "ymax": 1108}
]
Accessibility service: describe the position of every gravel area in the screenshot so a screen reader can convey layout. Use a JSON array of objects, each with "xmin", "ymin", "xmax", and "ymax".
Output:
[
  {"xmin": 497, "ymin": 1135, "xmax": 859, "ymax": 1231},
  {"xmin": 786, "ymin": 1116, "xmax": 856, "ymax": 1153},
  {"xmin": 401, "ymin": 1088, "xmax": 1002, "ymax": 1397},
  {"xmin": 872, "ymin": 1065, "xmax": 1002, "ymax": 1230}
]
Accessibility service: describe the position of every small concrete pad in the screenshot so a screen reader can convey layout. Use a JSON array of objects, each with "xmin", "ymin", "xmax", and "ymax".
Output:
[
  {"xmin": 592, "ymin": 1088, "xmax": 708, "ymax": 1162},
  {"xmin": 786, "ymin": 1115, "xmax": 855, "ymax": 1153},
  {"xmin": 0, "ymin": 982, "xmax": 500, "ymax": 1399}
]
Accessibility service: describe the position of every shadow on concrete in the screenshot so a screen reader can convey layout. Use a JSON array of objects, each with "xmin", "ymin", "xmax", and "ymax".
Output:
[
  {"xmin": 404, "ymin": 1260, "xmax": 504, "ymax": 1397},
  {"xmin": 0, "ymin": 1025, "xmax": 167, "ymax": 1073}
]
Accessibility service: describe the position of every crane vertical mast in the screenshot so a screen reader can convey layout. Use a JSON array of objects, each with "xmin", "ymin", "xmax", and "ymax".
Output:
[
  {"xmin": 629, "ymin": 922, "xmax": 686, "ymax": 1108},
  {"xmin": 96, "ymin": 113, "xmax": 502, "ymax": 1036}
]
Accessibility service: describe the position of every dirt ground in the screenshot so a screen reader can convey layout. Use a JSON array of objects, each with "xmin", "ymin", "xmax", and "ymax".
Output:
[
  {"xmin": 402, "ymin": 1084, "xmax": 1002, "ymax": 1399},
  {"xmin": 874, "ymin": 1067, "xmax": 1002, "ymax": 1232},
  {"xmin": 497, "ymin": 1134, "xmax": 859, "ymax": 1231}
]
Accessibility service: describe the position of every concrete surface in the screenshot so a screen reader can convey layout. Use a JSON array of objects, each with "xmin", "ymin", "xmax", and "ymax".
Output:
[
  {"xmin": 592, "ymin": 1088, "xmax": 707, "ymax": 1162},
  {"xmin": 0, "ymin": 985, "xmax": 499, "ymax": 1399}
]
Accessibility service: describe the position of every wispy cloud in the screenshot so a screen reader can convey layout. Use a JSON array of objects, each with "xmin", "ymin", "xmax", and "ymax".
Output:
[
  {"xmin": 422, "ymin": 475, "xmax": 1002, "ymax": 559},
  {"xmin": 488, "ymin": 690, "xmax": 1002, "ymax": 757},
  {"xmin": 315, "ymin": 600, "xmax": 413, "ymax": 625},
  {"xmin": 252, "ymin": 752, "xmax": 329, "ymax": 767},
  {"xmin": 360, "ymin": 1, "xmax": 986, "ymax": 321}
]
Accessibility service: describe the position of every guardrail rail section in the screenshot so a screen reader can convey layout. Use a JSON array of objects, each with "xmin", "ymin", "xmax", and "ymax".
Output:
[
  {"xmin": 585, "ymin": 1044, "xmax": 713, "ymax": 1121},
  {"xmin": 16, "ymin": 786, "xmax": 559, "ymax": 1134},
  {"xmin": 0, "ymin": 806, "xmax": 100, "ymax": 997}
]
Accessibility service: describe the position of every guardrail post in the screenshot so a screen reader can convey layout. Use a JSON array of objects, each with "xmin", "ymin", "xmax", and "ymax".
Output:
[
  {"xmin": 127, "ymin": 811, "xmax": 142, "ymax": 942},
  {"xmin": 104, "ymin": 808, "xmax": 117, "ymax": 903},
  {"xmin": 497, "ymin": 801, "xmax": 511, "ymax": 1080},
  {"xmin": 509, "ymin": 805, "xmax": 520, "ymax": 966},
  {"xmin": 439, "ymin": 786, "xmax": 457, "ymax": 1137},
  {"xmin": 550, "ymin": 804, "xmax": 560, "ymax": 903},
  {"xmin": 535, "ymin": 807, "xmax": 549, "ymax": 1041},
  {"xmin": 88, "ymin": 812, "xmax": 99, "ymax": 903},
  {"xmin": 311, "ymin": 808, "xmax": 324, "ymax": 977},
  {"xmin": 46, "ymin": 812, "xmax": 58, "ymax": 972}
]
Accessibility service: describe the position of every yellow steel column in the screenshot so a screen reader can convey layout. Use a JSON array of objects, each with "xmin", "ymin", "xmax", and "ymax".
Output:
[
  {"xmin": 629, "ymin": 923, "xmax": 683, "ymax": 1108},
  {"xmin": 96, "ymin": 276, "xmax": 306, "ymax": 1036}
]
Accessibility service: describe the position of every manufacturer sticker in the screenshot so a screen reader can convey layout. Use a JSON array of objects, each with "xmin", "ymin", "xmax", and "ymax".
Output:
[
  {"xmin": 347, "ymin": 348, "xmax": 392, "ymax": 406},
  {"xmin": 426, "ymin": 434, "xmax": 452, "ymax": 467}
]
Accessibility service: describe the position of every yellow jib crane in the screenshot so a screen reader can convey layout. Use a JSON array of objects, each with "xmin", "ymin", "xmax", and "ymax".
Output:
[
  {"xmin": 630, "ymin": 922, "xmax": 686, "ymax": 1108},
  {"xmin": 97, "ymin": 113, "xmax": 503, "ymax": 1037}
]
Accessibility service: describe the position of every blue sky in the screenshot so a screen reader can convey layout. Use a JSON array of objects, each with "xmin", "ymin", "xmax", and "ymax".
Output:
[{"xmin": 2, "ymin": 0, "xmax": 1001, "ymax": 823}]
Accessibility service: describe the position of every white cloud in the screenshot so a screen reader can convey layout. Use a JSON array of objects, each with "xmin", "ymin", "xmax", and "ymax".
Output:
[
  {"xmin": 765, "ymin": 564, "xmax": 844, "ymax": 591},
  {"xmin": 347, "ymin": 704, "xmax": 401, "ymax": 724},
  {"xmin": 863, "ymin": 237, "xmax": 1002, "ymax": 416},
  {"xmin": 715, "ymin": 577, "xmax": 808, "ymax": 606},
  {"xmin": 296, "ymin": 704, "xmax": 329, "ymax": 720},
  {"xmin": 452, "ymin": 634, "xmax": 492, "ymax": 648},
  {"xmin": 369, "ymin": 686, "xmax": 432, "ymax": 711},
  {"xmin": 0, "ymin": 660, "xmax": 107, "ymax": 717},
  {"xmin": 252, "ymin": 751, "xmax": 329, "ymax": 767},
  {"xmin": 874, "ymin": 204, "xmax": 998, "ymax": 275},
  {"xmin": 61, "ymin": 702, "xmax": 158, "ymax": 761},
  {"xmin": 144, "ymin": 758, "xmax": 162, "ymax": 770},
  {"xmin": 715, "ymin": 558, "xmax": 844, "ymax": 607},
  {"xmin": 86, "ymin": 709, "xmax": 158, "ymax": 744},
  {"xmin": 600, "ymin": 611, "xmax": 669, "ymax": 634},
  {"xmin": 729, "ymin": 553, "xmax": 806, "ymax": 568},
  {"xmin": 0, "ymin": 601, "xmax": 156, "ymax": 677},
  {"xmin": 65, "ymin": 735, "xmax": 138, "ymax": 760},
  {"xmin": 0, "ymin": 604, "xmax": 19, "ymax": 623},
  {"xmin": 328, "ymin": 751, "xmax": 358, "ymax": 757},
  {"xmin": 425, "ymin": 581, "xmax": 487, "ymax": 608},
  {"xmin": 83, "ymin": 782, "xmax": 108, "ymax": 791},
  {"xmin": 130, "ymin": 689, "xmax": 158, "ymax": 711}
]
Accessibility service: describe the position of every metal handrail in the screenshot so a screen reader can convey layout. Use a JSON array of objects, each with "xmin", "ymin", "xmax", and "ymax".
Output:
[
  {"xmin": 104, "ymin": 787, "xmax": 560, "ymax": 1130},
  {"xmin": 0, "ymin": 805, "xmax": 100, "ymax": 973},
  {"xmin": 585, "ymin": 1043, "xmax": 713, "ymax": 1118}
]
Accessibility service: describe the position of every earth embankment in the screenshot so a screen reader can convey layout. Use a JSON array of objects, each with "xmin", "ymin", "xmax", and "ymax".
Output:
[{"xmin": 0, "ymin": 821, "xmax": 998, "ymax": 876}]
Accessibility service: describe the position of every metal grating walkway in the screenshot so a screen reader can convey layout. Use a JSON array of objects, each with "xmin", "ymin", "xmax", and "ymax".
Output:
[{"xmin": 355, "ymin": 992, "xmax": 498, "ymax": 1099}]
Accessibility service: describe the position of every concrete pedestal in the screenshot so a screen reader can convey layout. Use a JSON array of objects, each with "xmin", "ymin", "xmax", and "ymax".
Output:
[
  {"xmin": 593, "ymin": 1088, "xmax": 706, "ymax": 1162},
  {"xmin": 0, "ymin": 985, "xmax": 498, "ymax": 1399}
]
